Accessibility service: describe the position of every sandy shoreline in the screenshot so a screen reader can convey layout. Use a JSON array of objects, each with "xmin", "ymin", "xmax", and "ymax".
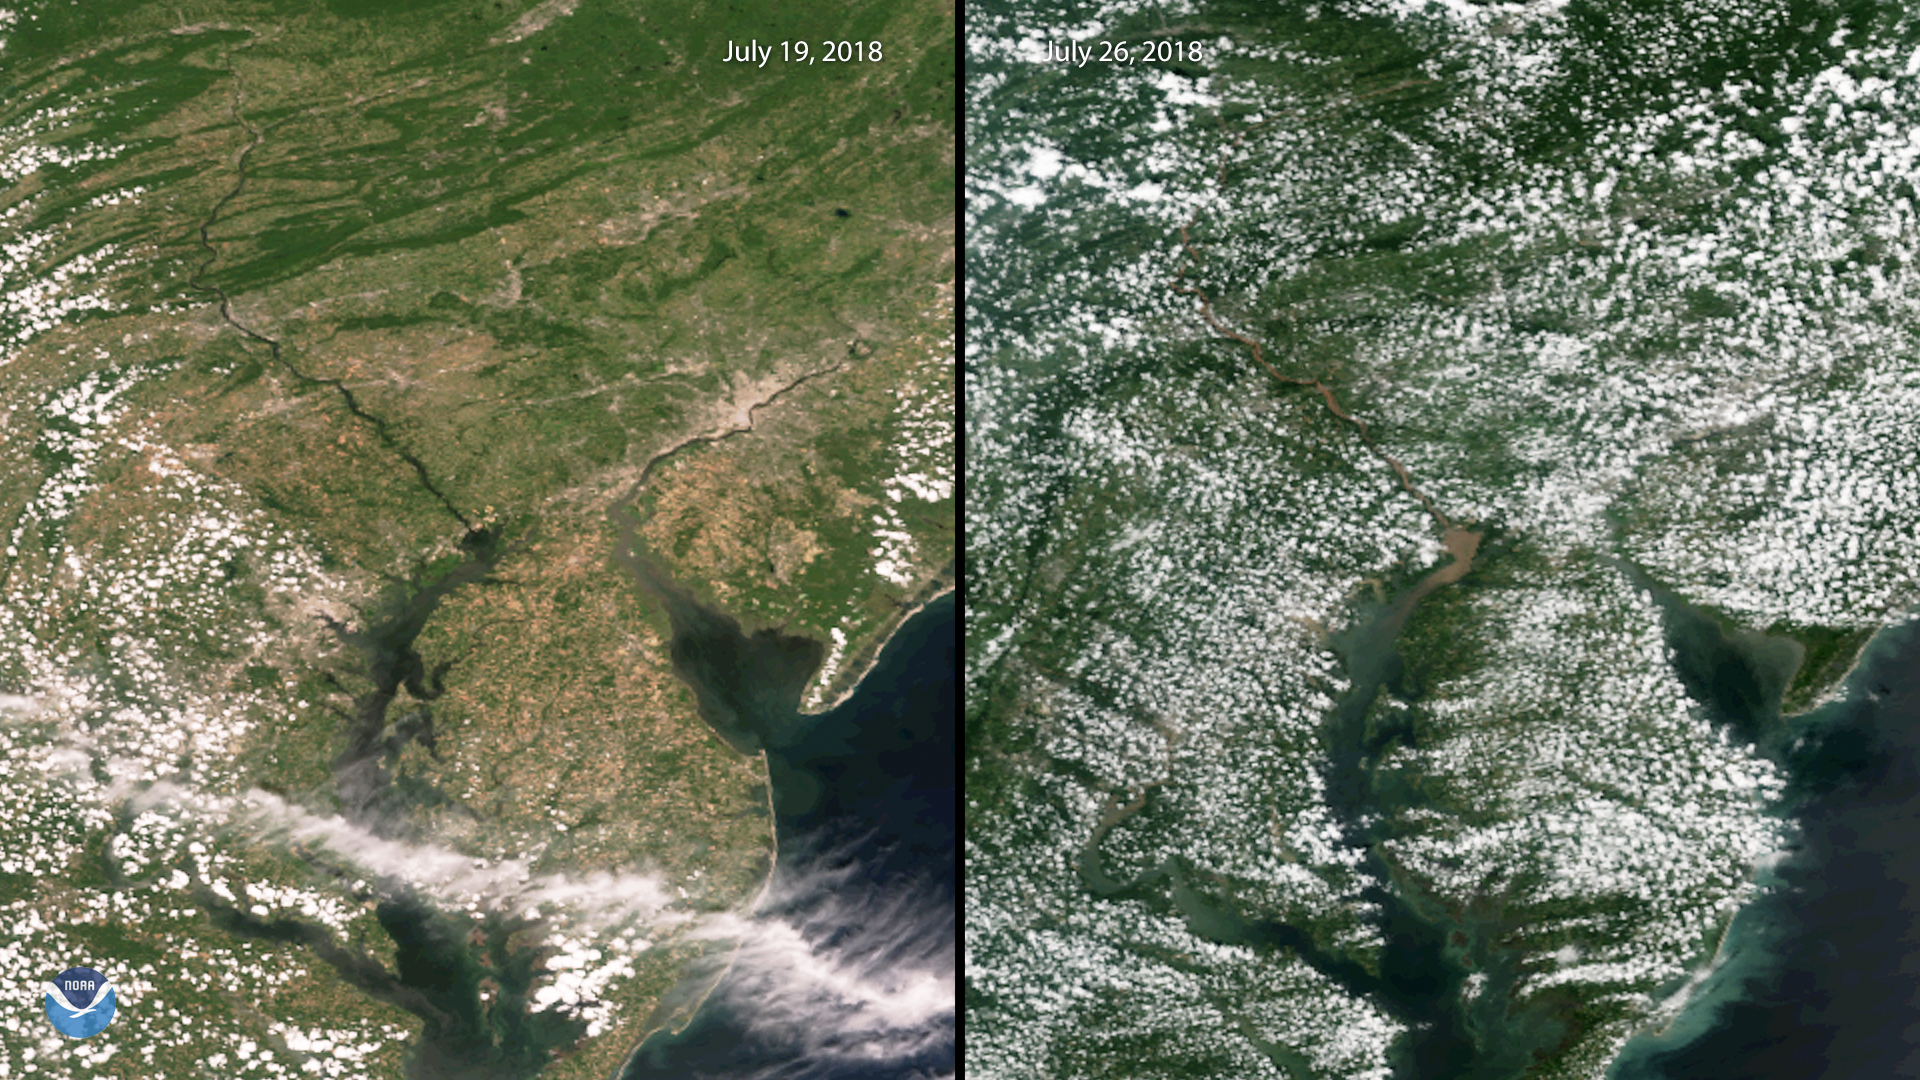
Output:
[
  {"xmin": 612, "ymin": 575, "xmax": 954, "ymax": 1073},
  {"xmin": 802, "ymin": 581, "xmax": 955, "ymax": 716},
  {"xmin": 1783, "ymin": 614, "xmax": 1918, "ymax": 718},
  {"xmin": 612, "ymin": 758, "xmax": 781, "ymax": 1075}
]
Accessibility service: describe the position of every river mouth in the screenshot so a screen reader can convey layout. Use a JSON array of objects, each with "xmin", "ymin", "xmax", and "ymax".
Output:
[
  {"xmin": 1315, "ymin": 528, "xmax": 1568, "ymax": 1080},
  {"xmin": 327, "ymin": 538, "xmax": 503, "ymax": 838},
  {"xmin": 613, "ymin": 547, "xmax": 824, "ymax": 757},
  {"xmin": 1070, "ymin": 528, "xmax": 1581, "ymax": 1080},
  {"xmin": 1615, "ymin": 563, "xmax": 1806, "ymax": 758},
  {"xmin": 615, "ymin": 592, "xmax": 956, "ymax": 1080},
  {"xmin": 1605, "ymin": 616, "xmax": 1920, "ymax": 1080},
  {"xmin": 242, "ymin": 520, "xmax": 830, "ymax": 1078},
  {"xmin": 1329, "ymin": 527, "xmax": 1481, "ymax": 696},
  {"xmin": 193, "ymin": 533, "xmax": 607, "ymax": 1079}
]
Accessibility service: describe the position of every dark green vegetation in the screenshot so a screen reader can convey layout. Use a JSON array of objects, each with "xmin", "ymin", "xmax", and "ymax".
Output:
[
  {"xmin": 1770, "ymin": 623, "xmax": 1875, "ymax": 716},
  {"xmin": 971, "ymin": 0, "xmax": 1920, "ymax": 1077}
]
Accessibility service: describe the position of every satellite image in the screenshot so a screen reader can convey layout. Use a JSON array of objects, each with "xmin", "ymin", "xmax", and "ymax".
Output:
[
  {"xmin": 0, "ymin": 0, "xmax": 953, "ymax": 1077},
  {"xmin": 967, "ymin": 2, "xmax": 1920, "ymax": 1078}
]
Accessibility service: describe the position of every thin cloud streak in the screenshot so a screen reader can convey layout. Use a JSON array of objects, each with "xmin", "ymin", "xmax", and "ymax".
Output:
[
  {"xmin": 679, "ymin": 846, "xmax": 956, "ymax": 1074},
  {"xmin": 116, "ymin": 781, "xmax": 693, "ymax": 932}
]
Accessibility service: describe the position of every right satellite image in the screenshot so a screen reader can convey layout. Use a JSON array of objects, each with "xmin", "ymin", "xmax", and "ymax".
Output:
[{"xmin": 966, "ymin": 2, "xmax": 1920, "ymax": 1078}]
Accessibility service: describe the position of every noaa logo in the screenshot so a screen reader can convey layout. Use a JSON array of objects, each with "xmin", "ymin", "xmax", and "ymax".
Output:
[{"xmin": 43, "ymin": 966, "xmax": 114, "ymax": 1039}]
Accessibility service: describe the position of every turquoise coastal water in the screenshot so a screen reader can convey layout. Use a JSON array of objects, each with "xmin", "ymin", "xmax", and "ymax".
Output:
[{"xmin": 1610, "ymin": 616, "xmax": 1920, "ymax": 1079}]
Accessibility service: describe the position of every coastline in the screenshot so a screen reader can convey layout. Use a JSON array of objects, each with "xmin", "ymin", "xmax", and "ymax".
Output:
[
  {"xmin": 603, "ymin": 528, "xmax": 949, "ymax": 1068},
  {"xmin": 803, "ymin": 561, "xmax": 955, "ymax": 717},
  {"xmin": 609, "ymin": 590, "xmax": 955, "ymax": 1078},
  {"xmin": 1635, "ymin": 890, "xmax": 1751, "ymax": 1041},
  {"xmin": 612, "ymin": 761, "xmax": 782, "ymax": 1077},
  {"xmin": 1606, "ymin": 610, "xmax": 1920, "ymax": 1080},
  {"xmin": 1616, "ymin": 610, "xmax": 1920, "ymax": 1059},
  {"xmin": 1782, "ymin": 613, "xmax": 1917, "ymax": 719}
]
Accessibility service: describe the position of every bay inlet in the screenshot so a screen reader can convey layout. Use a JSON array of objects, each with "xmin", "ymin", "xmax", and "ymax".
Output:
[
  {"xmin": 610, "ymin": 545, "xmax": 956, "ymax": 1080},
  {"xmin": 1609, "ymin": 614, "xmax": 1920, "ymax": 1080}
]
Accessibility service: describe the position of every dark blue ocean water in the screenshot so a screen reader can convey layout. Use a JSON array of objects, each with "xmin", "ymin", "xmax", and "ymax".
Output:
[
  {"xmin": 617, "ymin": 593, "xmax": 956, "ymax": 1080},
  {"xmin": 1611, "ymin": 617, "xmax": 1920, "ymax": 1080}
]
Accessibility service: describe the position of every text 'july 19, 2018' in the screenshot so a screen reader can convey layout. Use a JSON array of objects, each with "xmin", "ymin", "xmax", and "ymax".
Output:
[{"xmin": 723, "ymin": 39, "xmax": 884, "ymax": 67}]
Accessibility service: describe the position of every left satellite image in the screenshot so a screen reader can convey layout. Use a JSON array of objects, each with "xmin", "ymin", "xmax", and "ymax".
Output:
[{"xmin": 0, "ymin": 0, "xmax": 954, "ymax": 1077}]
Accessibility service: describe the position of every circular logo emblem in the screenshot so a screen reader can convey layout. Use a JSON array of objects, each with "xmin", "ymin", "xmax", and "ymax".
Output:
[{"xmin": 43, "ymin": 966, "xmax": 114, "ymax": 1039}]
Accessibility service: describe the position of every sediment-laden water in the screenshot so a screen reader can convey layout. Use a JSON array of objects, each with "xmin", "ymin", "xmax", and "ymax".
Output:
[{"xmin": 1610, "ymin": 616, "xmax": 1920, "ymax": 1080}]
